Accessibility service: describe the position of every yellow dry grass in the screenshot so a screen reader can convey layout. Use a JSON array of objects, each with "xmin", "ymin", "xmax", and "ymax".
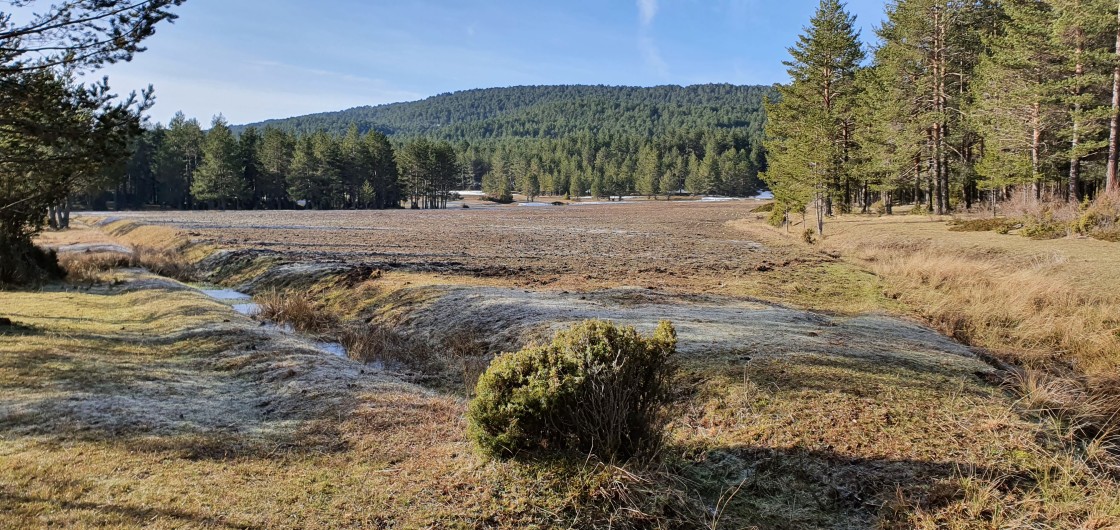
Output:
[{"xmin": 817, "ymin": 216, "xmax": 1120, "ymax": 379}]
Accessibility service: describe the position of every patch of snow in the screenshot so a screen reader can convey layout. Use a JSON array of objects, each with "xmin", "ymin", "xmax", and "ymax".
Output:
[
  {"xmin": 454, "ymin": 190, "xmax": 487, "ymax": 196},
  {"xmin": 518, "ymin": 202, "xmax": 553, "ymax": 207},
  {"xmin": 751, "ymin": 191, "xmax": 774, "ymax": 200}
]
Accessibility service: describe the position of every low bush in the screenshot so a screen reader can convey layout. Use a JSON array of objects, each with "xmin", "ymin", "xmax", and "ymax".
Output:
[
  {"xmin": 467, "ymin": 319, "xmax": 677, "ymax": 462},
  {"xmin": 947, "ymin": 217, "xmax": 1022, "ymax": 233},
  {"xmin": 1020, "ymin": 210, "xmax": 1069, "ymax": 240},
  {"xmin": 751, "ymin": 202, "xmax": 775, "ymax": 213},
  {"xmin": 802, "ymin": 228, "xmax": 816, "ymax": 244},
  {"xmin": 0, "ymin": 237, "xmax": 64, "ymax": 287},
  {"xmin": 1075, "ymin": 193, "xmax": 1120, "ymax": 242},
  {"xmin": 481, "ymin": 194, "xmax": 514, "ymax": 204}
]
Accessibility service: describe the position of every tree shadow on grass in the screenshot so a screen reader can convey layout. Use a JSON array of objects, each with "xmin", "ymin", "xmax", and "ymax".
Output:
[
  {"xmin": 0, "ymin": 484, "xmax": 263, "ymax": 530},
  {"xmin": 681, "ymin": 444, "xmax": 1021, "ymax": 530}
]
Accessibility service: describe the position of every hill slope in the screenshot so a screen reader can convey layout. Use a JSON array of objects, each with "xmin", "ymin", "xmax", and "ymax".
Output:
[{"xmin": 234, "ymin": 84, "xmax": 773, "ymax": 142}]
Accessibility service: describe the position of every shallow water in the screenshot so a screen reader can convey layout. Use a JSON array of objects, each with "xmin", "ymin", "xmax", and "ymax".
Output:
[
  {"xmin": 201, "ymin": 289, "xmax": 251, "ymax": 300},
  {"xmin": 232, "ymin": 302, "xmax": 260, "ymax": 316},
  {"xmin": 199, "ymin": 289, "xmax": 349, "ymax": 359},
  {"xmin": 313, "ymin": 342, "xmax": 348, "ymax": 357}
]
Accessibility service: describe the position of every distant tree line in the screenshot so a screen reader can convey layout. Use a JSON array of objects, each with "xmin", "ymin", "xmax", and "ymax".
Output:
[
  {"xmin": 766, "ymin": 0, "xmax": 1120, "ymax": 233},
  {"xmin": 111, "ymin": 112, "xmax": 767, "ymax": 211}
]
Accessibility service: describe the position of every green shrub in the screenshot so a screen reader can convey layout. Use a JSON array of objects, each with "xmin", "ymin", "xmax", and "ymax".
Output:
[
  {"xmin": 751, "ymin": 202, "xmax": 775, "ymax": 213},
  {"xmin": 802, "ymin": 227, "xmax": 816, "ymax": 244},
  {"xmin": 1075, "ymin": 194, "xmax": 1120, "ymax": 241},
  {"xmin": 467, "ymin": 320, "xmax": 677, "ymax": 462},
  {"xmin": 1021, "ymin": 210, "xmax": 1068, "ymax": 240},
  {"xmin": 947, "ymin": 218, "xmax": 1021, "ymax": 233}
]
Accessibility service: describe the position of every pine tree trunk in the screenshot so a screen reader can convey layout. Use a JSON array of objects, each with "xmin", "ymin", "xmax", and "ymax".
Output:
[
  {"xmin": 61, "ymin": 197, "xmax": 70, "ymax": 229},
  {"xmin": 1070, "ymin": 32, "xmax": 1085, "ymax": 202},
  {"xmin": 1032, "ymin": 102, "xmax": 1043, "ymax": 201},
  {"xmin": 1108, "ymin": 0, "xmax": 1120, "ymax": 193}
]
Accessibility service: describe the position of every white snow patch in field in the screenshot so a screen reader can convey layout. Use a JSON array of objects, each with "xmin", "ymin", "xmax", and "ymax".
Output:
[
  {"xmin": 455, "ymin": 190, "xmax": 487, "ymax": 196},
  {"xmin": 518, "ymin": 202, "xmax": 553, "ymax": 207}
]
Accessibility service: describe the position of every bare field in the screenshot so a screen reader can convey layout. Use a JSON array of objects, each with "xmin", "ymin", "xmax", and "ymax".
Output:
[{"xmin": 90, "ymin": 200, "xmax": 811, "ymax": 293}]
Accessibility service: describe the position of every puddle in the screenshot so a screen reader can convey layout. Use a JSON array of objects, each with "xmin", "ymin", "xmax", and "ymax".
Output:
[
  {"xmin": 201, "ymin": 289, "xmax": 251, "ymax": 300},
  {"xmin": 199, "ymin": 288, "xmax": 350, "ymax": 360},
  {"xmin": 55, "ymin": 243, "xmax": 132, "ymax": 254},
  {"xmin": 232, "ymin": 303, "xmax": 261, "ymax": 316},
  {"xmin": 313, "ymin": 342, "xmax": 348, "ymax": 357}
]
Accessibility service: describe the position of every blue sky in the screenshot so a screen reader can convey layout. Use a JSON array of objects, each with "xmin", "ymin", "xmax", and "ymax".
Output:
[{"xmin": 77, "ymin": 0, "xmax": 887, "ymax": 125}]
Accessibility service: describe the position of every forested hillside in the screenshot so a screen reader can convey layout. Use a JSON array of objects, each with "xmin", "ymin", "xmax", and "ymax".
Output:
[
  {"xmin": 110, "ymin": 84, "xmax": 773, "ymax": 211},
  {"xmin": 234, "ymin": 84, "xmax": 771, "ymax": 141}
]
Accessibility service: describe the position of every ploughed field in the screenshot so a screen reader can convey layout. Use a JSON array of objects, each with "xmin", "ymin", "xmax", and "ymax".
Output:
[{"xmin": 97, "ymin": 200, "xmax": 805, "ymax": 292}]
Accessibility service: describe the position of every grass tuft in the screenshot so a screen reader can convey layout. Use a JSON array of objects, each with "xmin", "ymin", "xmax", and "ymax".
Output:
[{"xmin": 255, "ymin": 290, "xmax": 336, "ymax": 333}]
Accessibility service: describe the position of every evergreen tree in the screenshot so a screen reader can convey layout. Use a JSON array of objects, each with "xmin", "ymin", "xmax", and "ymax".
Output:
[
  {"xmin": 971, "ymin": 0, "xmax": 1062, "ymax": 202},
  {"xmin": 764, "ymin": 0, "xmax": 864, "ymax": 233},
  {"xmin": 158, "ymin": 112, "xmax": 204, "ymax": 209},
  {"xmin": 239, "ymin": 126, "xmax": 262, "ymax": 208},
  {"xmin": 635, "ymin": 144, "xmax": 661, "ymax": 198},
  {"xmin": 257, "ymin": 127, "xmax": 294, "ymax": 208},
  {"xmin": 1047, "ymin": 0, "xmax": 1115, "ymax": 201},
  {"xmin": 288, "ymin": 136, "xmax": 319, "ymax": 208},
  {"xmin": 192, "ymin": 116, "xmax": 245, "ymax": 208}
]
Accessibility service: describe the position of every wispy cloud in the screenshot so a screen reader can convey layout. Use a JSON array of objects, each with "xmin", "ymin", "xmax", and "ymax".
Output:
[
  {"xmin": 636, "ymin": 0, "xmax": 667, "ymax": 76},
  {"xmin": 637, "ymin": 0, "xmax": 658, "ymax": 26},
  {"xmin": 639, "ymin": 36, "xmax": 668, "ymax": 77}
]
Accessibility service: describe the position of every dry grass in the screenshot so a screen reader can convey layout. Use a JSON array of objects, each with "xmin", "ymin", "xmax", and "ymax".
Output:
[
  {"xmin": 255, "ymin": 289, "xmax": 336, "ymax": 333},
  {"xmin": 57, "ymin": 251, "xmax": 131, "ymax": 284},
  {"xmin": 2, "ymin": 270, "xmax": 737, "ymax": 529},
  {"xmin": 339, "ymin": 322, "xmax": 431, "ymax": 368}
]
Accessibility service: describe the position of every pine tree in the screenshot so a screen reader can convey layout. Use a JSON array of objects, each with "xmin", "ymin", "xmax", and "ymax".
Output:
[
  {"xmin": 971, "ymin": 0, "xmax": 1062, "ymax": 203},
  {"xmin": 764, "ymin": 0, "xmax": 864, "ymax": 233},
  {"xmin": 635, "ymin": 144, "xmax": 661, "ymax": 198},
  {"xmin": 158, "ymin": 112, "xmax": 204, "ymax": 209},
  {"xmin": 192, "ymin": 116, "xmax": 245, "ymax": 209},
  {"xmin": 258, "ymin": 127, "xmax": 294, "ymax": 208},
  {"xmin": 239, "ymin": 126, "xmax": 262, "ymax": 208},
  {"xmin": 1047, "ymin": 0, "xmax": 1115, "ymax": 201},
  {"xmin": 288, "ymin": 136, "xmax": 319, "ymax": 208}
]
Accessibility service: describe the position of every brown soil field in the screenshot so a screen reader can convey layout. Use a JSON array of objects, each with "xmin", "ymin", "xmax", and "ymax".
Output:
[{"xmin": 93, "ymin": 200, "xmax": 808, "ymax": 293}]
